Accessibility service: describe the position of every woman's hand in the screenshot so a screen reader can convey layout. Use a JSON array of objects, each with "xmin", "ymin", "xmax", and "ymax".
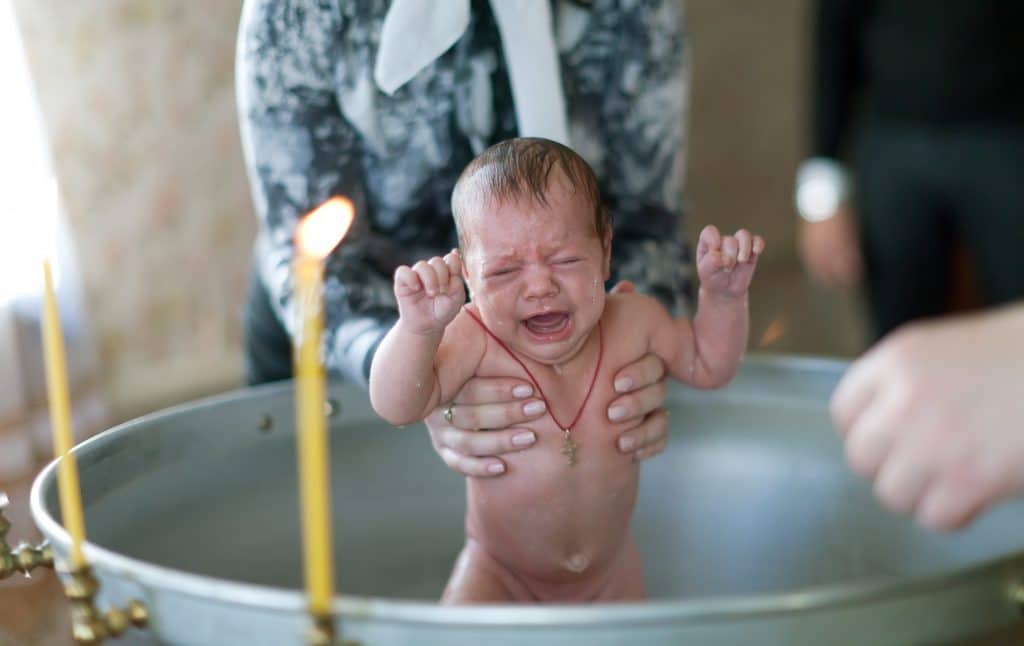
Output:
[
  {"xmin": 831, "ymin": 305, "xmax": 1024, "ymax": 530},
  {"xmin": 606, "ymin": 351, "xmax": 670, "ymax": 462},
  {"xmin": 425, "ymin": 377, "xmax": 547, "ymax": 477},
  {"xmin": 426, "ymin": 279, "xmax": 673, "ymax": 476},
  {"xmin": 605, "ymin": 280, "xmax": 671, "ymax": 461}
]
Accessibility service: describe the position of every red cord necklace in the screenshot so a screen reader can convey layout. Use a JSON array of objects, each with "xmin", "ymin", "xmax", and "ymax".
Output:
[{"xmin": 465, "ymin": 309, "xmax": 603, "ymax": 466}]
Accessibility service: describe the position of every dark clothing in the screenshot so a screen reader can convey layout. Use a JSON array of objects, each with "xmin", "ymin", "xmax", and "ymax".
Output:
[
  {"xmin": 244, "ymin": 269, "xmax": 291, "ymax": 386},
  {"xmin": 813, "ymin": 0, "xmax": 1024, "ymax": 158},
  {"xmin": 812, "ymin": 0, "xmax": 1024, "ymax": 337},
  {"xmin": 856, "ymin": 124, "xmax": 1024, "ymax": 336}
]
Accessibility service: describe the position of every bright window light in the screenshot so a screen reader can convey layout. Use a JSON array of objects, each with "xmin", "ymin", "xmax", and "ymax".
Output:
[{"xmin": 0, "ymin": 0, "xmax": 60, "ymax": 304}]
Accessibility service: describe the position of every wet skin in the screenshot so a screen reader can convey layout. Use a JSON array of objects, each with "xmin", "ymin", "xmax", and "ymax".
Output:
[
  {"xmin": 371, "ymin": 169, "xmax": 762, "ymax": 603},
  {"xmin": 445, "ymin": 295, "xmax": 657, "ymax": 602},
  {"xmin": 444, "ymin": 176, "xmax": 649, "ymax": 601}
]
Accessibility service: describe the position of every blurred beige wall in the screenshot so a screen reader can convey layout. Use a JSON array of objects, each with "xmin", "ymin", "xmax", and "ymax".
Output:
[
  {"xmin": 12, "ymin": 0, "xmax": 865, "ymax": 423},
  {"xmin": 686, "ymin": 0, "xmax": 805, "ymax": 262},
  {"xmin": 14, "ymin": 1, "xmax": 254, "ymax": 421},
  {"xmin": 687, "ymin": 0, "xmax": 867, "ymax": 357}
]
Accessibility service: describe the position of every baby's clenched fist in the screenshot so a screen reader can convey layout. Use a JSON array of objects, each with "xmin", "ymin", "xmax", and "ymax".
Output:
[
  {"xmin": 394, "ymin": 250, "xmax": 466, "ymax": 334},
  {"xmin": 696, "ymin": 225, "xmax": 765, "ymax": 298}
]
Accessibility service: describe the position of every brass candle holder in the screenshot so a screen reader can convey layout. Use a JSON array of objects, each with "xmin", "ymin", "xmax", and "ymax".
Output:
[
  {"xmin": 0, "ymin": 492, "xmax": 54, "ymax": 578},
  {"xmin": 1, "ymin": 492, "xmax": 149, "ymax": 644},
  {"xmin": 306, "ymin": 612, "xmax": 335, "ymax": 646},
  {"xmin": 63, "ymin": 565, "xmax": 148, "ymax": 644},
  {"xmin": 305, "ymin": 612, "xmax": 362, "ymax": 646}
]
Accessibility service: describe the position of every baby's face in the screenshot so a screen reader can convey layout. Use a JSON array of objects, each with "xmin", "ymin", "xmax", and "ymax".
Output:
[{"xmin": 461, "ymin": 175, "xmax": 610, "ymax": 366}]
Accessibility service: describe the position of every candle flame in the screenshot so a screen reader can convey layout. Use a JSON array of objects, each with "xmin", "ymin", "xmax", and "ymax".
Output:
[
  {"xmin": 296, "ymin": 197, "xmax": 355, "ymax": 260},
  {"xmin": 759, "ymin": 316, "xmax": 786, "ymax": 347}
]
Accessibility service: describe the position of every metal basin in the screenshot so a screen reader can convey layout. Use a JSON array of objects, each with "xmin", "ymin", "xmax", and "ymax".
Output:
[{"xmin": 30, "ymin": 355, "xmax": 1024, "ymax": 644}]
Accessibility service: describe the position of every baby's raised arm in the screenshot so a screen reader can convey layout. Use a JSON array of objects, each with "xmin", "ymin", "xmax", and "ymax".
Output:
[
  {"xmin": 369, "ymin": 251, "xmax": 484, "ymax": 426},
  {"xmin": 647, "ymin": 226, "xmax": 765, "ymax": 389}
]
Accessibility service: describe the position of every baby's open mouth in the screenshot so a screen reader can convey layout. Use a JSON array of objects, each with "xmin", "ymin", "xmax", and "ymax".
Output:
[{"xmin": 523, "ymin": 312, "xmax": 570, "ymax": 335}]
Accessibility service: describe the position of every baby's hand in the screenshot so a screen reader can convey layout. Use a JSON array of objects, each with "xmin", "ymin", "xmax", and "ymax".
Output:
[
  {"xmin": 696, "ymin": 225, "xmax": 765, "ymax": 298},
  {"xmin": 394, "ymin": 250, "xmax": 466, "ymax": 334}
]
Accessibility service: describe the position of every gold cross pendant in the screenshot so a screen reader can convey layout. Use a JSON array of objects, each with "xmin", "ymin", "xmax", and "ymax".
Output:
[{"xmin": 560, "ymin": 429, "xmax": 579, "ymax": 466}]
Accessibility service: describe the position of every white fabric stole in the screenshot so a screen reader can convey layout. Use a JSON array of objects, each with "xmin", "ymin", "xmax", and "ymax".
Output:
[{"xmin": 374, "ymin": 0, "xmax": 571, "ymax": 146}]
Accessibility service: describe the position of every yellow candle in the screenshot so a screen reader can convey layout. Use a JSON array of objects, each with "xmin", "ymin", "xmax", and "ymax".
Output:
[
  {"xmin": 41, "ymin": 259, "xmax": 87, "ymax": 570},
  {"xmin": 293, "ymin": 198, "xmax": 354, "ymax": 617},
  {"xmin": 294, "ymin": 254, "xmax": 334, "ymax": 615}
]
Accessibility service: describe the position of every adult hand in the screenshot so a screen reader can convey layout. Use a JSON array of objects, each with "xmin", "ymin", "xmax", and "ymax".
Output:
[
  {"xmin": 425, "ymin": 279, "xmax": 673, "ymax": 476},
  {"xmin": 830, "ymin": 304, "xmax": 1024, "ymax": 531},
  {"xmin": 425, "ymin": 377, "xmax": 547, "ymax": 477},
  {"xmin": 799, "ymin": 202, "xmax": 862, "ymax": 291},
  {"xmin": 606, "ymin": 280, "xmax": 670, "ymax": 462}
]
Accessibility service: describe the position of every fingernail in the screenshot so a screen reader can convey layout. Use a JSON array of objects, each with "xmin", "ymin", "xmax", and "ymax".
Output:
[
  {"xmin": 512, "ymin": 432, "xmax": 536, "ymax": 447},
  {"xmin": 619, "ymin": 436, "xmax": 636, "ymax": 451},
  {"xmin": 523, "ymin": 400, "xmax": 546, "ymax": 416},
  {"xmin": 614, "ymin": 377, "xmax": 633, "ymax": 393},
  {"xmin": 487, "ymin": 463, "xmax": 505, "ymax": 474},
  {"xmin": 512, "ymin": 385, "xmax": 533, "ymax": 398},
  {"xmin": 608, "ymin": 406, "xmax": 627, "ymax": 421}
]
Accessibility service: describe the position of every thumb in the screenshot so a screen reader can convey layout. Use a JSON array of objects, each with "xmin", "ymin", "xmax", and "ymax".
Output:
[{"xmin": 447, "ymin": 270, "xmax": 465, "ymax": 296}]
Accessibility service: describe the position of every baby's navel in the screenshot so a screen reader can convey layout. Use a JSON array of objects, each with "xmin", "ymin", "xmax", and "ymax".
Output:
[{"xmin": 564, "ymin": 552, "xmax": 590, "ymax": 574}]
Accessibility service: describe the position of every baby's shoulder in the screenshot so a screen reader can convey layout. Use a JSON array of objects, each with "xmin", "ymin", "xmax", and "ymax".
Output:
[
  {"xmin": 446, "ymin": 305, "xmax": 486, "ymax": 340},
  {"xmin": 436, "ymin": 306, "xmax": 488, "ymax": 374},
  {"xmin": 603, "ymin": 291, "xmax": 672, "ymax": 330},
  {"xmin": 438, "ymin": 306, "xmax": 488, "ymax": 358}
]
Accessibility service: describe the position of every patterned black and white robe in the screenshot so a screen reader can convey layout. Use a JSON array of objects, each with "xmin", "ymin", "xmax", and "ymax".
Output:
[{"xmin": 237, "ymin": 0, "xmax": 692, "ymax": 384}]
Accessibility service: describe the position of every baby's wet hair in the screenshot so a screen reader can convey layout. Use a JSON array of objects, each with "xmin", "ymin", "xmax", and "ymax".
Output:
[{"xmin": 451, "ymin": 137, "xmax": 610, "ymax": 249}]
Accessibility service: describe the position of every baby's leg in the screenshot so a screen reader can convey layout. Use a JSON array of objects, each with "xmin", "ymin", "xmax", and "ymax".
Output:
[
  {"xmin": 441, "ymin": 539, "xmax": 532, "ymax": 604},
  {"xmin": 595, "ymin": 536, "xmax": 647, "ymax": 602}
]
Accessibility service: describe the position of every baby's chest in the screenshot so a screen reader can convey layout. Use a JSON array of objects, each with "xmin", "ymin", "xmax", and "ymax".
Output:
[{"xmin": 475, "ymin": 346, "xmax": 643, "ymax": 447}]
